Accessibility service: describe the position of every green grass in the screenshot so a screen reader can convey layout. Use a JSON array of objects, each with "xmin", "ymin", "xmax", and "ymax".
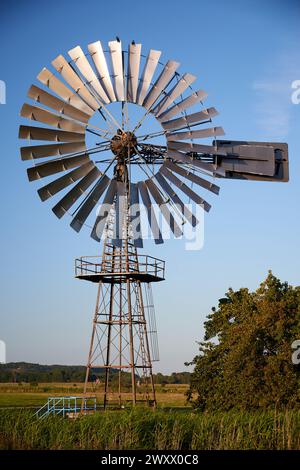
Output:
[
  {"xmin": 0, "ymin": 408, "xmax": 299, "ymax": 450},
  {"xmin": 0, "ymin": 383, "xmax": 190, "ymax": 408}
]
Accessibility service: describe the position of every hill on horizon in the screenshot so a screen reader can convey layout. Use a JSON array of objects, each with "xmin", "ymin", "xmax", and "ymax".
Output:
[{"xmin": 0, "ymin": 362, "xmax": 190, "ymax": 384}]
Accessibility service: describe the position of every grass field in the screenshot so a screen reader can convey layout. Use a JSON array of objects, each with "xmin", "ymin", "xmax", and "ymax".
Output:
[
  {"xmin": 0, "ymin": 383, "xmax": 189, "ymax": 409},
  {"xmin": 0, "ymin": 383, "xmax": 299, "ymax": 450}
]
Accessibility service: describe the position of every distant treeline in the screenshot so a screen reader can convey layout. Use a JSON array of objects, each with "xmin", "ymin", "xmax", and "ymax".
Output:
[{"xmin": 0, "ymin": 363, "xmax": 190, "ymax": 384}]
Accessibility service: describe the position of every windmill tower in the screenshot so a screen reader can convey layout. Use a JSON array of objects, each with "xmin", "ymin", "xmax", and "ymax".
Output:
[{"xmin": 19, "ymin": 38, "xmax": 289, "ymax": 409}]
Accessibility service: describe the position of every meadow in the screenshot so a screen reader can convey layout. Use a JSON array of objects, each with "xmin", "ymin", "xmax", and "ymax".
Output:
[
  {"xmin": 0, "ymin": 383, "xmax": 299, "ymax": 450},
  {"xmin": 0, "ymin": 382, "xmax": 188, "ymax": 408}
]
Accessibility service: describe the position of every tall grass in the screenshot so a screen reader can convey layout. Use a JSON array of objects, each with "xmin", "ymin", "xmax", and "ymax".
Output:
[{"xmin": 0, "ymin": 409, "xmax": 299, "ymax": 450}]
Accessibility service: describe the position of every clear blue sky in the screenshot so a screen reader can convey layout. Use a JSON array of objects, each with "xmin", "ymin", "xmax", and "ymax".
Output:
[{"xmin": 0, "ymin": 0, "xmax": 299, "ymax": 373}]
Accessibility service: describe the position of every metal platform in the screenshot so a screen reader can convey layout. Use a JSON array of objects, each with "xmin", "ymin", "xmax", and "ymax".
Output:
[
  {"xmin": 75, "ymin": 254, "xmax": 165, "ymax": 283},
  {"xmin": 35, "ymin": 396, "xmax": 97, "ymax": 419}
]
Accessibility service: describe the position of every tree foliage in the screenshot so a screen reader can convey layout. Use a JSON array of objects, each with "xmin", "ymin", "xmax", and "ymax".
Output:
[{"xmin": 187, "ymin": 272, "xmax": 300, "ymax": 410}]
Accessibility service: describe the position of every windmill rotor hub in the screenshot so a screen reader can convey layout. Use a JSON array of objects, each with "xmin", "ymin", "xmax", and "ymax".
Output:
[{"xmin": 110, "ymin": 131, "xmax": 137, "ymax": 160}]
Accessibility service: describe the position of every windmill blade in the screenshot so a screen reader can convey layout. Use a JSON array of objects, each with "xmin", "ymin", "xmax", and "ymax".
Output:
[
  {"xmin": 112, "ymin": 181, "xmax": 126, "ymax": 246},
  {"xmin": 52, "ymin": 166, "xmax": 101, "ymax": 218},
  {"xmin": 91, "ymin": 179, "xmax": 118, "ymax": 241},
  {"xmin": 161, "ymin": 107, "xmax": 218, "ymax": 131},
  {"xmin": 19, "ymin": 125, "xmax": 84, "ymax": 142},
  {"xmin": 51, "ymin": 55, "xmax": 99, "ymax": 110},
  {"xmin": 153, "ymin": 73, "xmax": 196, "ymax": 117},
  {"xmin": 143, "ymin": 60, "xmax": 180, "ymax": 110},
  {"xmin": 157, "ymin": 89, "xmax": 208, "ymax": 122},
  {"xmin": 37, "ymin": 68, "xmax": 94, "ymax": 116},
  {"xmin": 130, "ymin": 182, "xmax": 143, "ymax": 248},
  {"xmin": 20, "ymin": 103, "xmax": 86, "ymax": 133},
  {"xmin": 136, "ymin": 49, "xmax": 161, "ymax": 105},
  {"xmin": 108, "ymin": 39, "xmax": 125, "ymax": 101},
  {"xmin": 127, "ymin": 42, "xmax": 142, "ymax": 103},
  {"xmin": 167, "ymin": 126, "xmax": 225, "ymax": 142},
  {"xmin": 70, "ymin": 174, "xmax": 110, "ymax": 231},
  {"xmin": 167, "ymin": 148, "xmax": 224, "ymax": 176},
  {"xmin": 145, "ymin": 178, "xmax": 183, "ymax": 238},
  {"xmin": 37, "ymin": 161, "xmax": 95, "ymax": 201},
  {"xmin": 155, "ymin": 172, "xmax": 198, "ymax": 227},
  {"xmin": 160, "ymin": 166, "xmax": 211, "ymax": 212},
  {"xmin": 21, "ymin": 141, "xmax": 86, "ymax": 161},
  {"xmin": 138, "ymin": 181, "xmax": 163, "ymax": 244},
  {"xmin": 28, "ymin": 85, "xmax": 91, "ymax": 123},
  {"xmin": 27, "ymin": 154, "xmax": 90, "ymax": 181},
  {"xmin": 68, "ymin": 45, "xmax": 110, "ymax": 104},
  {"xmin": 164, "ymin": 160, "xmax": 220, "ymax": 195},
  {"xmin": 88, "ymin": 41, "xmax": 116, "ymax": 102}
]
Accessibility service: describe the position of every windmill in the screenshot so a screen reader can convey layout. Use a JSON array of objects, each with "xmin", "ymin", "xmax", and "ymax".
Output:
[{"xmin": 19, "ymin": 38, "xmax": 289, "ymax": 409}]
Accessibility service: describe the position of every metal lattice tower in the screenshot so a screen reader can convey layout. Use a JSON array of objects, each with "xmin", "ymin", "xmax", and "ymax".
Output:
[{"xmin": 76, "ymin": 204, "xmax": 164, "ymax": 408}]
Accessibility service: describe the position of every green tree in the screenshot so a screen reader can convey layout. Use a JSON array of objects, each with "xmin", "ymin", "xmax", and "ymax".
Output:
[{"xmin": 187, "ymin": 272, "xmax": 300, "ymax": 411}]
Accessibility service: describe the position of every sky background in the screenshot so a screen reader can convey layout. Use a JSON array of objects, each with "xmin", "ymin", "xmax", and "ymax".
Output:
[{"xmin": 0, "ymin": 0, "xmax": 299, "ymax": 373}]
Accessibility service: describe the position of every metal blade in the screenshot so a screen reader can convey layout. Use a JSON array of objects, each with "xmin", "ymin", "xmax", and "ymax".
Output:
[
  {"xmin": 108, "ymin": 40, "xmax": 125, "ymax": 101},
  {"xmin": 28, "ymin": 85, "xmax": 91, "ymax": 123},
  {"xmin": 161, "ymin": 107, "xmax": 218, "ymax": 131},
  {"xmin": 51, "ymin": 55, "xmax": 99, "ymax": 110},
  {"xmin": 37, "ymin": 161, "xmax": 94, "ymax": 201},
  {"xmin": 21, "ymin": 142, "xmax": 86, "ymax": 161},
  {"xmin": 136, "ymin": 49, "xmax": 161, "ymax": 105},
  {"xmin": 52, "ymin": 166, "xmax": 101, "ymax": 218},
  {"xmin": 157, "ymin": 89, "xmax": 208, "ymax": 122},
  {"xmin": 68, "ymin": 45, "xmax": 110, "ymax": 104},
  {"xmin": 20, "ymin": 103, "xmax": 85, "ymax": 133},
  {"xmin": 37, "ymin": 68, "xmax": 94, "ymax": 116},
  {"xmin": 155, "ymin": 172, "xmax": 198, "ymax": 227},
  {"xmin": 167, "ymin": 126, "xmax": 225, "ymax": 142},
  {"xmin": 130, "ymin": 182, "xmax": 143, "ymax": 248},
  {"xmin": 153, "ymin": 73, "xmax": 196, "ymax": 117},
  {"xmin": 145, "ymin": 178, "xmax": 182, "ymax": 237},
  {"xmin": 160, "ymin": 166, "xmax": 211, "ymax": 212},
  {"xmin": 138, "ymin": 181, "xmax": 163, "ymax": 244},
  {"xmin": 143, "ymin": 60, "xmax": 180, "ymax": 110},
  {"xmin": 88, "ymin": 41, "xmax": 116, "ymax": 102},
  {"xmin": 91, "ymin": 179, "xmax": 118, "ymax": 241},
  {"xmin": 70, "ymin": 175, "xmax": 110, "ymax": 231},
  {"xmin": 127, "ymin": 43, "xmax": 142, "ymax": 103},
  {"xmin": 164, "ymin": 160, "xmax": 220, "ymax": 195},
  {"xmin": 19, "ymin": 125, "xmax": 84, "ymax": 142},
  {"xmin": 27, "ymin": 154, "xmax": 90, "ymax": 181}
]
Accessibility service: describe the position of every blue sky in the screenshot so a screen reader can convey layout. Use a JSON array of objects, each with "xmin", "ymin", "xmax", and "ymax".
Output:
[{"xmin": 0, "ymin": 0, "xmax": 299, "ymax": 373}]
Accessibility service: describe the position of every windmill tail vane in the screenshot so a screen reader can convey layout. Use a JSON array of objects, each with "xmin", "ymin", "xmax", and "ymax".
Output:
[{"xmin": 19, "ymin": 38, "xmax": 289, "ymax": 410}]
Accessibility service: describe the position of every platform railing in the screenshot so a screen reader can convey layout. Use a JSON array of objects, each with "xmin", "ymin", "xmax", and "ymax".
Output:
[
  {"xmin": 75, "ymin": 254, "xmax": 165, "ymax": 279},
  {"xmin": 35, "ymin": 396, "xmax": 97, "ymax": 419}
]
